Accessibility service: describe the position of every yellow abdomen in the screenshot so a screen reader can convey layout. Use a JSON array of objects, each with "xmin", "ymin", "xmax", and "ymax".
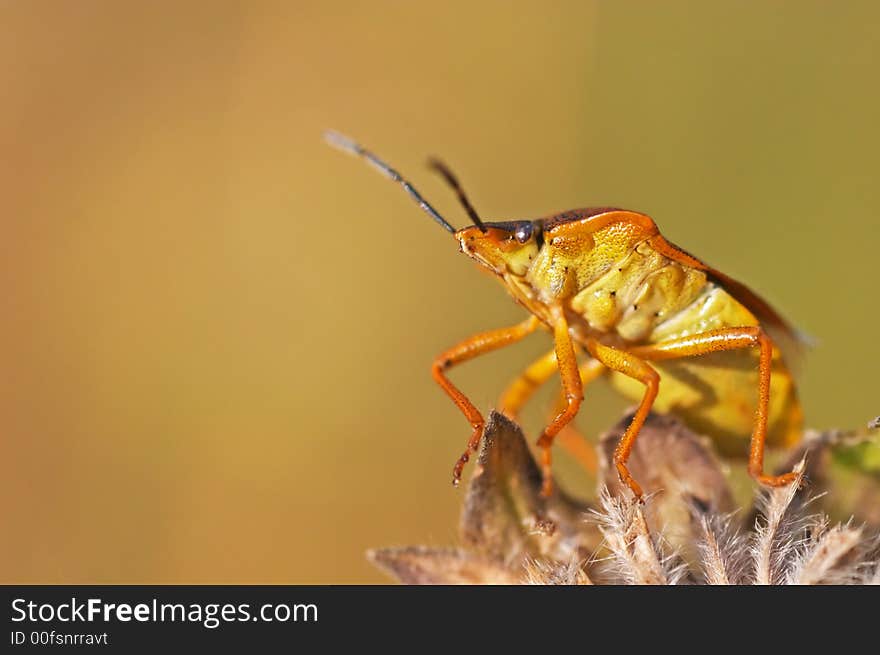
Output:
[{"xmin": 608, "ymin": 284, "xmax": 803, "ymax": 455}]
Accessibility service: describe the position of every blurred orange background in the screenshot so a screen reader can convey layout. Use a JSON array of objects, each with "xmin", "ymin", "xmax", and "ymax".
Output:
[{"xmin": 2, "ymin": 1, "xmax": 879, "ymax": 583}]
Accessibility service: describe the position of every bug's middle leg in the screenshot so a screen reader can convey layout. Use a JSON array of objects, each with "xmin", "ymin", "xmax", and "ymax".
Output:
[
  {"xmin": 584, "ymin": 339, "xmax": 660, "ymax": 499},
  {"xmin": 535, "ymin": 307, "xmax": 584, "ymax": 497},
  {"xmin": 432, "ymin": 316, "xmax": 540, "ymax": 486},
  {"xmin": 498, "ymin": 350, "xmax": 559, "ymax": 419},
  {"xmin": 548, "ymin": 358, "xmax": 606, "ymax": 475}
]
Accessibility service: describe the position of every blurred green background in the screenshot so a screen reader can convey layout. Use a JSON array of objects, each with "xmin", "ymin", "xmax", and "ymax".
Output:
[{"xmin": 2, "ymin": 1, "xmax": 878, "ymax": 583}]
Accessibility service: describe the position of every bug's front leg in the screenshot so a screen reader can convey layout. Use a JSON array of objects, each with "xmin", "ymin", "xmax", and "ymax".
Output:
[
  {"xmin": 535, "ymin": 307, "xmax": 584, "ymax": 498},
  {"xmin": 432, "ymin": 315, "xmax": 540, "ymax": 486}
]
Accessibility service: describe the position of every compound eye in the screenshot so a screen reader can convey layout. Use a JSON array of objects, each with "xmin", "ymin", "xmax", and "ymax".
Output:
[{"xmin": 514, "ymin": 223, "xmax": 532, "ymax": 243}]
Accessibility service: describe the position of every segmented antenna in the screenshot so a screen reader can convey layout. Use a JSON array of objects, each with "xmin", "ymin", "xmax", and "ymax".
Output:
[
  {"xmin": 427, "ymin": 158, "xmax": 487, "ymax": 232},
  {"xmin": 323, "ymin": 130, "xmax": 456, "ymax": 234}
]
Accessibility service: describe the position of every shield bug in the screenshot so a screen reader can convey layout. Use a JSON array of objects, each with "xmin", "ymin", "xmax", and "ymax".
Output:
[{"xmin": 325, "ymin": 130, "xmax": 804, "ymax": 498}]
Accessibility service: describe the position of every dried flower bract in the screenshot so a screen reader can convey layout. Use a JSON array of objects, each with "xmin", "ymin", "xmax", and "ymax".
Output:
[{"xmin": 370, "ymin": 411, "xmax": 880, "ymax": 585}]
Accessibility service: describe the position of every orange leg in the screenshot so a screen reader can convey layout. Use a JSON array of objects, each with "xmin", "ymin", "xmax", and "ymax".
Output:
[
  {"xmin": 628, "ymin": 327, "xmax": 798, "ymax": 488},
  {"xmin": 535, "ymin": 307, "xmax": 584, "ymax": 497},
  {"xmin": 432, "ymin": 316, "xmax": 540, "ymax": 486},
  {"xmin": 585, "ymin": 339, "xmax": 659, "ymax": 499},
  {"xmin": 498, "ymin": 352, "xmax": 603, "ymax": 478},
  {"xmin": 498, "ymin": 350, "xmax": 559, "ymax": 418},
  {"xmin": 548, "ymin": 358, "xmax": 605, "ymax": 475}
]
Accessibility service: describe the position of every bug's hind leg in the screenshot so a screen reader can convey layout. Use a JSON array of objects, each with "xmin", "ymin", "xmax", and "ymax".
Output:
[
  {"xmin": 628, "ymin": 327, "xmax": 799, "ymax": 489},
  {"xmin": 748, "ymin": 328, "xmax": 799, "ymax": 487},
  {"xmin": 432, "ymin": 316, "xmax": 540, "ymax": 486}
]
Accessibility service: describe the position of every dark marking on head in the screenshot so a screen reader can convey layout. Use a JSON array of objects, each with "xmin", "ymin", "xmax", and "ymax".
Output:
[
  {"xmin": 479, "ymin": 220, "xmax": 539, "ymax": 240},
  {"xmin": 533, "ymin": 222, "xmax": 544, "ymax": 248}
]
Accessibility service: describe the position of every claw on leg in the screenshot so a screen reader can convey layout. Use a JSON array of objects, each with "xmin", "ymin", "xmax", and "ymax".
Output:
[
  {"xmin": 614, "ymin": 459, "xmax": 644, "ymax": 499},
  {"xmin": 755, "ymin": 471, "xmax": 800, "ymax": 488}
]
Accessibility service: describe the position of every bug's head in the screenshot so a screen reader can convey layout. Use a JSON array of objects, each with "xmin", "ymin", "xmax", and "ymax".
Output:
[
  {"xmin": 456, "ymin": 221, "xmax": 543, "ymax": 276},
  {"xmin": 418, "ymin": 157, "xmax": 543, "ymax": 275}
]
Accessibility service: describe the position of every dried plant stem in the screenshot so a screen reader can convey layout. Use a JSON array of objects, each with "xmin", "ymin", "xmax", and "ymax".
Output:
[
  {"xmin": 752, "ymin": 465, "xmax": 804, "ymax": 585},
  {"xmin": 597, "ymin": 491, "xmax": 681, "ymax": 585},
  {"xmin": 698, "ymin": 517, "xmax": 730, "ymax": 585}
]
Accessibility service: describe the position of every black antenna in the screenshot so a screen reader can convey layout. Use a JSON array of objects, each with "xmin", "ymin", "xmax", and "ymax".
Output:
[
  {"xmin": 323, "ymin": 130, "xmax": 456, "ymax": 234},
  {"xmin": 427, "ymin": 158, "xmax": 487, "ymax": 233}
]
